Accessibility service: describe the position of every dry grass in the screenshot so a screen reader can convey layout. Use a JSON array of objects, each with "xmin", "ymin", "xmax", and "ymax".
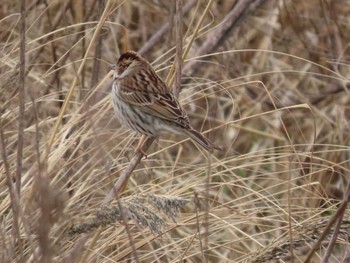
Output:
[{"xmin": 1, "ymin": 0, "xmax": 350, "ymax": 262}]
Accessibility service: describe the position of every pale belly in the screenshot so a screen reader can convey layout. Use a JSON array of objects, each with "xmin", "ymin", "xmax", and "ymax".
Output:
[{"xmin": 112, "ymin": 85, "xmax": 158, "ymax": 136}]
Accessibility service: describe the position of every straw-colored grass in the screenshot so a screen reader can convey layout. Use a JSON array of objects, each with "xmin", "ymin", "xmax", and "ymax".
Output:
[{"xmin": 1, "ymin": 1, "xmax": 350, "ymax": 262}]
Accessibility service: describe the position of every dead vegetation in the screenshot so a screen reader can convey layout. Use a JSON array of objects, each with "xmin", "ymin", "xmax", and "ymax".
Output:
[{"xmin": 0, "ymin": 0, "xmax": 350, "ymax": 262}]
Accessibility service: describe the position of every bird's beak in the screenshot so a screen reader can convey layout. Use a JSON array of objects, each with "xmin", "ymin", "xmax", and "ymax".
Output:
[
  {"xmin": 109, "ymin": 63, "xmax": 117, "ymax": 70},
  {"xmin": 109, "ymin": 64, "xmax": 119, "ymax": 79}
]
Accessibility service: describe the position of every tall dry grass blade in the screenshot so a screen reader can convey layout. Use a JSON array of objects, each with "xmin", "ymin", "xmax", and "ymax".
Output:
[
  {"xmin": 16, "ymin": 0, "xmax": 26, "ymax": 197},
  {"xmin": 166, "ymin": 0, "xmax": 215, "ymax": 87},
  {"xmin": 174, "ymin": 0, "xmax": 183, "ymax": 97},
  {"xmin": 46, "ymin": 0, "xmax": 114, "ymax": 154}
]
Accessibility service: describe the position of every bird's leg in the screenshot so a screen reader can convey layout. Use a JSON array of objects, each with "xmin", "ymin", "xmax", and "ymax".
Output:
[{"xmin": 134, "ymin": 135, "xmax": 148, "ymax": 158}]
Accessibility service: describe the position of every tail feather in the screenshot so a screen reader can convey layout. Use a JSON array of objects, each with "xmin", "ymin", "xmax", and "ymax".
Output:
[{"xmin": 184, "ymin": 127, "xmax": 221, "ymax": 153}]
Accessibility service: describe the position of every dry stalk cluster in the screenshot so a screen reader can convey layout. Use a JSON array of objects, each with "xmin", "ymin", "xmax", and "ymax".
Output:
[{"xmin": 69, "ymin": 194, "xmax": 188, "ymax": 236}]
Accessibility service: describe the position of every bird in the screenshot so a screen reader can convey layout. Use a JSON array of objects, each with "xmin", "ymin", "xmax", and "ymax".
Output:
[{"xmin": 111, "ymin": 51, "xmax": 220, "ymax": 154}]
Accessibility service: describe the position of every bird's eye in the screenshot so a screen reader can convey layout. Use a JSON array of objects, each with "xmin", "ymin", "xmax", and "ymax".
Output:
[{"xmin": 117, "ymin": 64, "xmax": 127, "ymax": 74}]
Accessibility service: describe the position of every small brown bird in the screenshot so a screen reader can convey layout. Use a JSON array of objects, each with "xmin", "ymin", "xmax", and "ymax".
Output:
[{"xmin": 111, "ymin": 51, "xmax": 220, "ymax": 153}]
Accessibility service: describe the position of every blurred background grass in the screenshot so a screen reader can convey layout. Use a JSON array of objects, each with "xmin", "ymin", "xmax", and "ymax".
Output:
[{"xmin": 0, "ymin": 0, "xmax": 350, "ymax": 262}]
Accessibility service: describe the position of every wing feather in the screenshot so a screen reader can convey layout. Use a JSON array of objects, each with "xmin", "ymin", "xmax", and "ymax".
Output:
[{"xmin": 116, "ymin": 73, "xmax": 190, "ymax": 129}]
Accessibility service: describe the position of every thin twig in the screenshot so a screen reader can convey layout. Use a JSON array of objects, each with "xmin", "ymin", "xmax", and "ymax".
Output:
[
  {"xmin": 42, "ymin": 0, "xmax": 62, "ymax": 110},
  {"xmin": 90, "ymin": 0, "xmax": 105, "ymax": 88},
  {"xmin": 193, "ymin": 191, "xmax": 207, "ymax": 263},
  {"xmin": 78, "ymin": 1, "xmax": 87, "ymax": 103},
  {"xmin": 174, "ymin": 0, "xmax": 183, "ymax": 97},
  {"xmin": 16, "ymin": 0, "xmax": 26, "ymax": 197},
  {"xmin": 166, "ymin": 0, "xmax": 214, "ymax": 87},
  {"xmin": 287, "ymin": 156, "xmax": 295, "ymax": 263},
  {"xmin": 304, "ymin": 189, "xmax": 350, "ymax": 262},
  {"xmin": 321, "ymin": 212, "xmax": 345, "ymax": 263},
  {"xmin": 0, "ymin": 122, "xmax": 22, "ymax": 260},
  {"xmin": 204, "ymin": 152, "xmax": 211, "ymax": 259},
  {"xmin": 103, "ymin": 137, "xmax": 156, "ymax": 204},
  {"xmin": 321, "ymin": 186, "xmax": 350, "ymax": 263},
  {"xmin": 116, "ymin": 194, "xmax": 140, "ymax": 263}
]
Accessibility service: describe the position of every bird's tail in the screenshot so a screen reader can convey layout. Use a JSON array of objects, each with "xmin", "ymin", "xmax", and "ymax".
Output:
[{"xmin": 184, "ymin": 127, "xmax": 221, "ymax": 153}]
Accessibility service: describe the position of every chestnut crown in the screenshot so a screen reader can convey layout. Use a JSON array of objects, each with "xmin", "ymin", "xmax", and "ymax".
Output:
[{"xmin": 116, "ymin": 51, "xmax": 146, "ymax": 75}]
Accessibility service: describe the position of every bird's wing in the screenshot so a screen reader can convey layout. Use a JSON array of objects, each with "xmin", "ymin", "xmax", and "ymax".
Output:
[{"xmin": 116, "ymin": 75, "xmax": 190, "ymax": 129}]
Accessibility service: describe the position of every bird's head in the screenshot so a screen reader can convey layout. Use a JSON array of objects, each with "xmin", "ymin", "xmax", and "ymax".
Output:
[{"xmin": 112, "ymin": 51, "xmax": 145, "ymax": 79}]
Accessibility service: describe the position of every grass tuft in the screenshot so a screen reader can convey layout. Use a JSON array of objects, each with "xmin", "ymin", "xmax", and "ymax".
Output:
[{"xmin": 1, "ymin": 0, "xmax": 350, "ymax": 262}]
